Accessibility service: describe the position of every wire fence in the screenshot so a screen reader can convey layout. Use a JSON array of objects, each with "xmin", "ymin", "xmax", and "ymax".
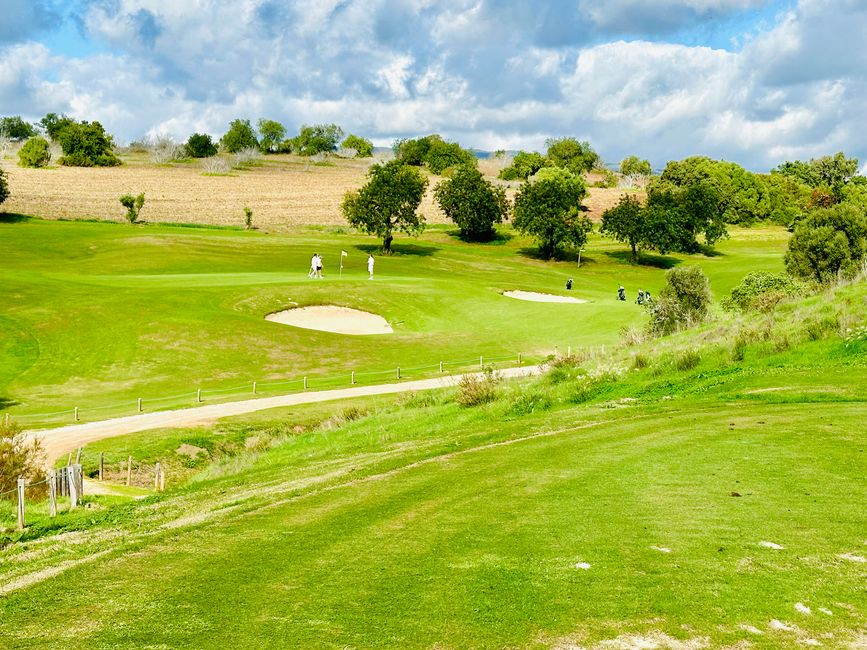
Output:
[{"xmin": 1, "ymin": 348, "xmax": 560, "ymax": 429}]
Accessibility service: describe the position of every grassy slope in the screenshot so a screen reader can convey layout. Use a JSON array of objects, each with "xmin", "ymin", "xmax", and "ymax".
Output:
[
  {"xmin": 1, "ymin": 286, "xmax": 865, "ymax": 648},
  {"xmin": 0, "ymin": 217, "xmax": 786, "ymax": 425}
]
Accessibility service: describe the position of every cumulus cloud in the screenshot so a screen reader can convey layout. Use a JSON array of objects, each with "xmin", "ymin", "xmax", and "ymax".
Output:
[
  {"xmin": 0, "ymin": 0, "xmax": 865, "ymax": 170},
  {"xmin": 0, "ymin": 0, "xmax": 63, "ymax": 44}
]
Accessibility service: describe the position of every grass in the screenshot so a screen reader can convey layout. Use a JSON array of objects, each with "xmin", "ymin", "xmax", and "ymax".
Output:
[
  {"xmin": 0, "ymin": 217, "xmax": 788, "ymax": 426},
  {"xmin": 0, "ymin": 279, "xmax": 865, "ymax": 647}
]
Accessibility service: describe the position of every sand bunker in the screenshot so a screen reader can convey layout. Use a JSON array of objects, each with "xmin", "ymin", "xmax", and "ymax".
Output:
[
  {"xmin": 503, "ymin": 290, "xmax": 587, "ymax": 304},
  {"xmin": 266, "ymin": 305, "xmax": 393, "ymax": 335}
]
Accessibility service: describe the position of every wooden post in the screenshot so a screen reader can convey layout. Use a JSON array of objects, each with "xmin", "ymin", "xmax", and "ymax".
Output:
[
  {"xmin": 439, "ymin": 361, "xmax": 443, "ymax": 373},
  {"xmin": 197, "ymin": 388, "xmax": 202, "ymax": 403},
  {"xmin": 126, "ymin": 456, "xmax": 132, "ymax": 486},
  {"xmin": 16, "ymin": 478, "xmax": 25, "ymax": 530},
  {"xmin": 48, "ymin": 470, "xmax": 57, "ymax": 517},
  {"xmin": 68, "ymin": 468, "xmax": 78, "ymax": 509},
  {"xmin": 154, "ymin": 462, "xmax": 160, "ymax": 490},
  {"xmin": 252, "ymin": 381, "xmax": 257, "ymax": 395},
  {"xmin": 303, "ymin": 376, "xmax": 307, "ymax": 390},
  {"xmin": 66, "ymin": 451, "xmax": 72, "ymax": 466},
  {"xmin": 518, "ymin": 352, "xmax": 523, "ymax": 365},
  {"xmin": 75, "ymin": 447, "xmax": 82, "ymax": 465},
  {"xmin": 397, "ymin": 366, "xmax": 401, "ymax": 380},
  {"xmin": 99, "ymin": 452, "xmax": 104, "ymax": 481},
  {"xmin": 138, "ymin": 397, "xmax": 143, "ymax": 412},
  {"xmin": 480, "ymin": 355, "xmax": 484, "ymax": 369},
  {"xmin": 74, "ymin": 406, "xmax": 79, "ymax": 421}
]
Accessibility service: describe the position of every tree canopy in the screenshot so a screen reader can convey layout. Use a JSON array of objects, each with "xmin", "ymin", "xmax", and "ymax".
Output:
[
  {"xmin": 55, "ymin": 120, "xmax": 120, "ymax": 167},
  {"xmin": 434, "ymin": 165, "xmax": 509, "ymax": 240},
  {"xmin": 394, "ymin": 135, "xmax": 476, "ymax": 174},
  {"xmin": 643, "ymin": 178, "xmax": 728, "ymax": 253},
  {"xmin": 545, "ymin": 138, "xmax": 599, "ymax": 174},
  {"xmin": 619, "ymin": 155, "xmax": 652, "ymax": 177},
  {"xmin": 18, "ymin": 137, "xmax": 51, "ymax": 168},
  {"xmin": 513, "ymin": 167, "xmax": 592, "ymax": 259},
  {"xmin": 220, "ymin": 119, "xmax": 259, "ymax": 153},
  {"xmin": 341, "ymin": 134, "xmax": 374, "ymax": 158},
  {"xmin": 341, "ymin": 160, "xmax": 428, "ymax": 253},
  {"xmin": 773, "ymin": 152, "xmax": 862, "ymax": 202},
  {"xmin": 600, "ymin": 194, "xmax": 645, "ymax": 261},
  {"xmin": 39, "ymin": 113, "xmax": 75, "ymax": 141},
  {"xmin": 291, "ymin": 123, "xmax": 344, "ymax": 156},
  {"xmin": 257, "ymin": 119, "xmax": 286, "ymax": 153},
  {"xmin": 784, "ymin": 203, "xmax": 867, "ymax": 284},
  {"xmin": 498, "ymin": 151, "xmax": 548, "ymax": 181},
  {"xmin": 185, "ymin": 133, "xmax": 218, "ymax": 158},
  {"xmin": 0, "ymin": 116, "xmax": 36, "ymax": 141}
]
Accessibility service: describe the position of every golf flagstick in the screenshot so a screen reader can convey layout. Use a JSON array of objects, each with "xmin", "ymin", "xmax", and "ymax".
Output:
[{"xmin": 340, "ymin": 250, "xmax": 348, "ymax": 277}]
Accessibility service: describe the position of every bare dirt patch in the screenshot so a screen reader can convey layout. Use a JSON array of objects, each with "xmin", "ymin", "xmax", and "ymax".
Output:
[
  {"xmin": 265, "ymin": 305, "xmax": 393, "ymax": 335},
  {"xmin": 503, "ymin": 290, "xmax": 587, "ymax": 304}
]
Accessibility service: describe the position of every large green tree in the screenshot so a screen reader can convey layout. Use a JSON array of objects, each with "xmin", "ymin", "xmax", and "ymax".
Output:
[
  {"xmin": 643, "ymin": 178, "xmax": 728, "ymax": 253},
  {"xmin": 513, "ymin": 167, "xmax": 592, "ymax": 259},
  {"xmin": 394, "ymin": 134, "xmax": 475, "ymax": 173},
  {"xmin": 600, "ymin": 194, "xmax": 645, "ymax": 261},
  {"xmin": 39, "ymin": 113, "xmax": 75, "ymax": 141},
  {"xmin": 291, "ymin": 123, "xmax": 344, "ymax": 156},
  {"xmin": 341, "ymin": 160, "xmax": 428, "ymax": 253},
  {"xmin": 220, "ymin": 119, "xmax": 259, "ymax": 153},
  {"xmin": 0, "ymin": 116, "xmax": 36, "ymax": 141},
  {"xmin": 498, "ymin": 151, "xmax": 548, "ymax": 180},
  {"xmin": 774, "ymin": 152, "xmax": 861, "ymax": 201},
  {"xmin": 257, "ymin": 119, "xmax": 286, "ymax": 153},
  {"xmin": 434, "ymin": 165, "xmax": 509, "ymax": 240},
  {"xmin": 341, "ymin": 134, "xmax": 374, "ymax": 158},
  {"xmin": 619, "ymin": 155, "xmax": 652, "ymax": 177},
  {"xmin": 545, "ymin": 138, "xmax": 599, "ymax": 174},
  {"xmin": 56, "ymin": 120, "xmax": 120, "ymax": 167},
  {"xmin": 784, "ymin": 204, "xmax": 867, "ymax": 284}
]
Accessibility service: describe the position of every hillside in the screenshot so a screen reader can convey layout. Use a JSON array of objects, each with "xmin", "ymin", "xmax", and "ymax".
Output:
[{"xmin": 1, "ymin": 278, "xmax": 865, "ymax": 648}]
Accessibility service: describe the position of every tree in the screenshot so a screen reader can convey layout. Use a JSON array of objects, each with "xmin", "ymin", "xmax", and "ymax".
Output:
[
  {"xmin": 185, "ymin": 133, "xmax": 218, "ymax": 158},
  {"xmin": 600, "ymin": 194, "xmax": 645, "ymax": 261},
  {"xmin": 257, "ymin": 118, "xmax": 286, "ymax": 153},
  {"xmin": 0, "ymin": 167, "xmax": 8, "ymax": 207},
  {"xmin": 0, "ymin": 116, "xmax": 36, "ymax": 141},
  {"xmin": 39, "ymin": 113, "xmax": 75, "ymax": 141},
  {"xmin": 619, "ymin": 155, "xmax": 652, "ymax": 177},
  {"xmin": 341, "ymin": 160, "xmax": 428, "ymax": 253},
  {"xmin": 513, "ymin": 167, "xmax": 592, "ymax": 259},
  {"xmin": 17, "ymin": 137, "xmax": 51, "ymax": 168},
  {"xmin": 545, "ymin": 138, "xmax": 599, "ymax": 174},
  {"xmin": 647, "ymin": 266, "xmax": 712, "ymax": 336},
  {"xmin": 56, "ymin": 120, "xmax": 120, "ymax": 167},
  {"xmin": 120, "ymin": 193, "xmax": 145, "ymax": 223},
  {"xmin": 784, "ymin": 204, "xmax": 867, "ymax": 284},
  {"xmin": 498, "ymin": 151, "xmax": 547, "ymax": 180},
  {"xmin": 220, "ymin": 119, "xmax": 259, "ymax": 153},
  {"xmin": 341, "ymin": 134, "xmax": 374, "ymax": 158},
  {"xmin": 434, "ymin": 165, "xmax": 509, "ymax": 240},
  {"xmin": 393, "ymin": 136, "xmax": 435, "ymax": 165},
  {"xmin": 393, "ymin": 134, "xmax": 475, "ymax": 173},
  {"xmin": 643, "ymin": 176, "xmax": 729, "ymax": 252},
  {"xmin": 291, "ymin": 123, "xmax": 344, "ymax": 156},
  {"xmin": 773, "ymin": 152, "xmax": 862, "ymax": 202}
]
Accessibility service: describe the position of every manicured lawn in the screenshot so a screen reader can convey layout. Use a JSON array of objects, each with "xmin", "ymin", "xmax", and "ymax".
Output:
[{"xmin": 0, "ymin": 217, "xmax": 788, "ymax": 425}]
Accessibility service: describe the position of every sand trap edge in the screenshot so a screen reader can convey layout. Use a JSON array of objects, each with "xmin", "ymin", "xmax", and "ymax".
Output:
[
  {"xmin": 503, "ymin": 290, "xmax": 587, "ymax": 304},
  {"xmin": 265, "ymin": 305, "xmax": 394, "ymax": 335}
]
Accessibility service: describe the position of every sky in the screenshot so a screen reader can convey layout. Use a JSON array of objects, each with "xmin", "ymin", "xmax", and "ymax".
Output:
[{"xmin": 1, "ymin": 0, "xmax": 866, "ymax": 172}]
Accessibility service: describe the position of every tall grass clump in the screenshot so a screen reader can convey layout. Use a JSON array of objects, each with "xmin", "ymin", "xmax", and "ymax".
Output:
[
  {"xmin": 456, "ymin": 367, "xmax": 500, "ymax": 407},
  {"xmin": 506, "ymin": 384, "xmax": 554, "ymax": 416},
  {"xmin": 0, "ymin": 420, "xmax": 46, "ymax": 500},
  {"xmin": 647, "ymin": 266, "xmax": 712, "ymax": 337}
]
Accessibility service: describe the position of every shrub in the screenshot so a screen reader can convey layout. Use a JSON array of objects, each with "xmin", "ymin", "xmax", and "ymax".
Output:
[
  {"xmin": 0, "ymin": 167, "xmax": 8, "ymax": 207},
  {"xmin": 507, "ymin": 385, "xmax": 553, "ymax": 416},
  {"xmin": 201, "ymin": 156, "xmax": 231, "ymax": 175},
  {"xmin": 341, "ymin": 134, "xmax": 374, "ymax": 158},
  {"xmin": 17, "ymin": 137, "xmax": 51, "ymax": 168},
  {"xmin": 674, "ymin": 349, "xmax": 701, "ymax": 371},
  {"xmin": 785, "ymin": 203, "xmax": 867, "ymax": 284},
  {"xmin": 592, "ymin": 169, "xmax": 618, "ymax": 188},
  {"xmin": 722, "ymin": 271, "xmax": 804, "ymax": 312},
  {"xmin": 243, "ymin": 206, "xmax": 253, "ymax": 229},
  {"xmin": 0, "ymin": 420, "xmax": 46, "ymax": 500},
  {"xmin": 186, "ymin": 133, "xmax": 218, "ymax": 158},
  {"xmin": 56, "ymin": 120, "xmax": 120, "ymax": 167},
  {"xmin": 120, "ymin": 192, "xmax": 145, "ymax": 223},
  {"xmin": 456, "ymin": 368, "xmax": 500, "ymax": 407},
  {"xmin": 647, "ymin": 266, "xmax": 712, "ymax": 336}
]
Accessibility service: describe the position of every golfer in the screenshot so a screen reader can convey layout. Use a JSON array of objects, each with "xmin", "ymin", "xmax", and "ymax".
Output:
[
  {"xmin": 367, "ymin": 254, "xmax": 375, "ymax": 280},
  {"xmin": 316, "ymin": 254, "xmax": 323, "ymax": 278},
  {"xmin": 308, "ymin": 253, "xmax": 317, "ymax": 278}
]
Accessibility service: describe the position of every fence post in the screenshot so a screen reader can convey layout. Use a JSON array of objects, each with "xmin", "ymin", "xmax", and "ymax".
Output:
[
  {"xmin": 439, "ymin": 361, "xmax": 443, "ymax": 373},
  {"xmin": 66, "ymin": 452, "xmax": 72, "ymax": 466},
  {"xmin": 154, "ymin": 462, "xmax": 160, "ymax": 490},
  {"xmin": 252, "ymin": 381, "xmax": 257, "ymax": 395},
  {"xmin": 518, "ymin": 352, "xmax": 523, "ymax": 365},
  {"xmin": 16, "ymin": 478, "xmax": 25, "ymax": 530},
  {"xmin": 99, "ymin": 452, "xmax": 104, "ymax": 481},
  {"xmin": 68, "ymin": 467, "xmax": 79, "ymax": 509},
  {"xmin": 303, "ymin": 376, "xmax": 307, "ymax": 391},
  {"xmin": 48, "ymin": 470, "xmax": 57, "ymax": 517},
  {"xmin": 126, "ymin": 455, "xmax": 132, "ymax": 486},
  {"xmin": 480, "ymin": 355, "xmax": 484, "ymax": 369},
  {"xmin": 397, "ymin": 366, "xmax": 401, "ymax": 380},
  {"xmin": 351, "ymin": 371, "xmax": 355, "ymax": 385},
  {"xmin": 75, "ymin": 447, "xmax": 82, "ymax": 465},
  {"xmin": 197, "ymin": 388, "xmax": 202, "ymax": 403},
  {"xmin": 160, "ymin": 468, "xmax": 165, "ymax": 492},
  {"xmin": 567, "ymin": 345, "xmax": 571, "ymax": 357},
  {"xmin": 138, "ymin": 397, "xmax": 143, "ymax": 413}
]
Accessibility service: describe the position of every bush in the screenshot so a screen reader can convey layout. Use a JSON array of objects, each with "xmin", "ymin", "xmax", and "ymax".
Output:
[
  {"xmin": 0, "ymin": 420, "xmax": 46, "ymax": 500},
  {"xmin": 201, "ymin": 157, "xmax": 231, "ymax": 175},
  {"xmin": 674, "ymin": 349, "xmax": 701, "ymax": 371},
  {"xmin": 456, "ymin": 368, "xmax": 500, "ymax": 407},
  {"xmin": 120, "ymin": 193, "xmax": 145, "ymax": 223},
  {"xmin": 785, "ymin": 204, "xmax": 867, "ymax": 284},
  {"xmin": 498, "ymin": 151, "xmax": 547, "ymax": 181},
  {"xmin": 507, "ymin": 385, "xmax": 553, "ymax": 415},
  {"xmin": 18, "ymin": 137, "xmax": 51, "ymax": 168},
  {"xmin": 185, "ymin": 133, "xmax": 218, "ymax": 158},
  {"xmin": 0, "ymin": 167, "xmax": 8, "ymax": 207},
  {"xmin": 341, "ymin": 134, "xmax": 373, "ymax": 158},
  {"xmin": 291, "ymin": 123, "xmax": 344, "ymax": 156},
  {"xmin": 243, "ymin": 206, "xmax": 253, "ymax": 230},
  {"xmin": 722, "ymin": 271, "xmax": 804, "ymax": 312},
  {"xmin": 56, "ymin": 120, "xmax": 120, "ymax": 167},
  {"xmin": 647, "ymin": 266, "xmax": 712, "ymax": 336}
]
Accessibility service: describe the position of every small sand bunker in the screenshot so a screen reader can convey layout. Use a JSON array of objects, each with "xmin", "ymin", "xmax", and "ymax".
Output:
[
  {"xmin": 266, "ymin": 305, "xmax": 393, "ymax": 335},
  {"xmin": 503, "ymin": 290, "xmax": 587, "ymax": 304}
]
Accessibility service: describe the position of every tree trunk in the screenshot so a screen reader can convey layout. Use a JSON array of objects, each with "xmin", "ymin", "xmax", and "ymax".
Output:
[
  {"xmin": 630, "ymin": 241, "xmax": 638, "ymax": 262},
  {"xmin": 382, "ymin": 234, "xmax": 393, "ymax": 254}
]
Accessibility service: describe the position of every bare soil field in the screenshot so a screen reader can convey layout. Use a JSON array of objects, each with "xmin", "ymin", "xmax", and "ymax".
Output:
[{"xmin": 1, "ymin": 154, "xmax": 636, "ymax": 229}]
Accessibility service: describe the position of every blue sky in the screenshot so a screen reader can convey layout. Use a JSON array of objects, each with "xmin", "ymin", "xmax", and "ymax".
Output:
[{"xmin": 1, "ymin": 0, "xmax": 865, "ymax": 171}]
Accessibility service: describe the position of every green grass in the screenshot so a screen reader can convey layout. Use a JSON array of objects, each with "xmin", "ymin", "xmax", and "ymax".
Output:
[
  {"xmin": 0, "ymin": 217, "xmax": 789, "ymax": 426},
  {"xmin": 1, "ymin": 286, "xmax": 865, "ymax": 647}
]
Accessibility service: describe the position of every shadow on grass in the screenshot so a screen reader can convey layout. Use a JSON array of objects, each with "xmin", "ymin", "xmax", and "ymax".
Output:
[
  {"xmin": 354, "ymin": 243, "xmax": 439, "ymax": 257},
  {"xmin": 517, "ymin": 247, "xmax": 596, "ymax": 265},
  {"xmin": 0, "ymin": 397, "xmax": 20, "ymax": 411},
  {"xmin": 604, "ymin": 250, "xmax": 682, "ymax": 269},
  {"xmin": 445, "ymin": 229, "xmax": 514, "ymax": 245},
  {"xmin": 0, "ymin": 213, "xmax": 31, "ymax": 224},
  {"xmin": 696, "ymin": 244, "xmax": 725, "ymax": 258}
]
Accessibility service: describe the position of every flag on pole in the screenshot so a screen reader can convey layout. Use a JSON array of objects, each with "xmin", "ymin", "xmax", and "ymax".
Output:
[{"xmin": 339, "ymin": 250, "xmax": 347, "ymax": 276}]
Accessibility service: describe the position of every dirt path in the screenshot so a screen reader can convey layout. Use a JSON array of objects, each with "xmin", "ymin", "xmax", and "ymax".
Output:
[{"xmin": 26, "ymin": 366, "xmax": 541, "ymax": 464}]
